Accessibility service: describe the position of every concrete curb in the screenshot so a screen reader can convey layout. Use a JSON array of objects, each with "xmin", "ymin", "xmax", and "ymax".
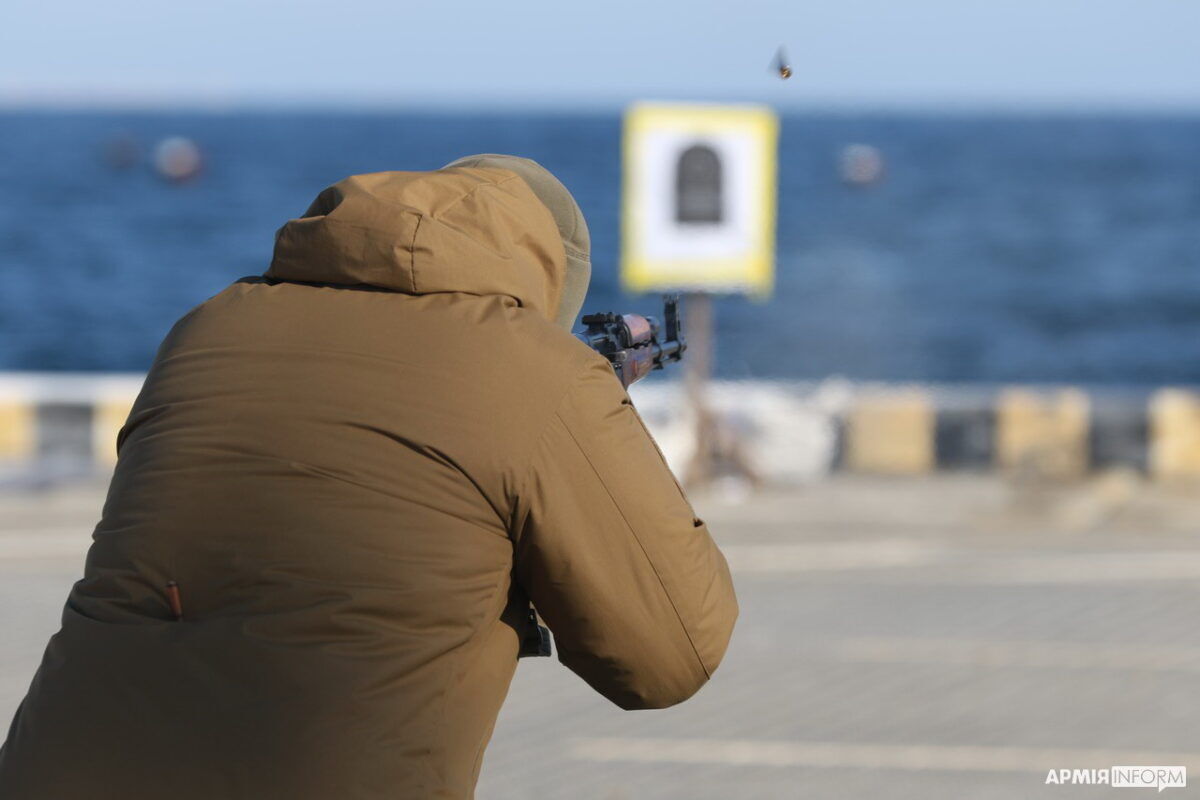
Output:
[
  {"xmin": 632, "ymin": 380, "xmax": 1192, "ymax": 484},
  {"xmin": 2, "ymin": 373, "xmax": 1198, "ymax": 485},
  {"xmin": 0, "ymin": 373, "xmax": 144, "ymax": 470}
]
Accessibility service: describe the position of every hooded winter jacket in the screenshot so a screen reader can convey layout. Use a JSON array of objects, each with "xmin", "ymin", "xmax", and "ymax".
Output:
[{"xmin": 0, "ymin": 167, "xmax": 738, "ymax": 799}]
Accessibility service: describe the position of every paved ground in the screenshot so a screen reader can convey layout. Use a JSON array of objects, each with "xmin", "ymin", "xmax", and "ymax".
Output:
[{"xmin": 2, "ymin": 473, "xmax": 1199, "ymax": 798}]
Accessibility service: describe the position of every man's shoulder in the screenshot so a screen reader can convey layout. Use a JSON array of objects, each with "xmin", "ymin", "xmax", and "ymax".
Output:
[
  {"xmin": 156, "ymin": 280, "xmax": 604, "ymax": 395},
  {"xmin": 499, "ymin": 303, "xmax": 596, "ymax": 366}
]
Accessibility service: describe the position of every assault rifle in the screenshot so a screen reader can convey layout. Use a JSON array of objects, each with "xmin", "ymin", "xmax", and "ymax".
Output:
[
  {"xmin": 574, "ymin": 294, "xmax": 687, "ymax": 389},
  {"xmin": 519, "ymin": 295, "xmax": 687, "ymax": 658}
]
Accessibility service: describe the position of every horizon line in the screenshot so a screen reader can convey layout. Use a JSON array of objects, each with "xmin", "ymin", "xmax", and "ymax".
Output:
[
  {"xmin": 2, "ymin": 88, "xmax": 1200, "ymax": 116},
  {"xmin": 3, "ymin": 99, "xmax": 1200, "ymax": 117}
]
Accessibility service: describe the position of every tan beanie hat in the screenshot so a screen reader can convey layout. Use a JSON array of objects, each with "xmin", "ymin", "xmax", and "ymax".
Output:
[{"xmin": 442, "ymin": 154, "xmax": 591, "ymax": 331}]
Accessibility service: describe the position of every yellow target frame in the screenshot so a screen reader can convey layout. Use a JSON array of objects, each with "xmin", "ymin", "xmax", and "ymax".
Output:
[{"xmin": 621, "ymin": 102, "xmax": 778, "ymax": 297}]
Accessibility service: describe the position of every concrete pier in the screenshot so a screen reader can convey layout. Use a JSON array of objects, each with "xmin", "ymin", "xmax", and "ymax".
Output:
[{"xmin": 3, "ymin": 475, "xmax": 1198, "ymax": 798}]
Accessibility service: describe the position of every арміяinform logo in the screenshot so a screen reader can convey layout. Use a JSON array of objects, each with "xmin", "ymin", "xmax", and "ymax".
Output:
[{"xmin": 1046, "ymin": 766, "xmax": 1186, "ymax": 791}]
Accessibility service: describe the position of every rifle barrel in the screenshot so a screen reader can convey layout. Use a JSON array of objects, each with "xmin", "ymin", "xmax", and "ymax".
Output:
[{"xmin": 653, "ymin": 338, "xmax": 685, "ymax": 366}]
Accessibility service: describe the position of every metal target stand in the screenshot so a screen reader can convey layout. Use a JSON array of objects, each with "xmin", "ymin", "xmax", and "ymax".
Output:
[{"xmin": 680, "ymin": 292, "xmax": 761, "ymax": 490}]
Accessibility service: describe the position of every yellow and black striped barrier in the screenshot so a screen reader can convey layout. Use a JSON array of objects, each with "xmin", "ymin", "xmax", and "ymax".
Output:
[
  {"xmin": 0, "ymin": 395, "xmax": 36, "ymax": 462},
  {"xmin": 843, "ymin": 389, "xmax": 935, "ymax": 475},
  {"xmin": 839, "ymin": 385, "xmax": 1199, "ymax": 481},
  {"xmin": 0, "ymin": 374, "xmax": 141, "ymax": 473},
  {"xmin": 3, "ymin": 373, "xmax": 1200, "ymax": 483},
  {"xmin": 1150, "ymin": 390, "xmax": 1200, "ymax": 481}
]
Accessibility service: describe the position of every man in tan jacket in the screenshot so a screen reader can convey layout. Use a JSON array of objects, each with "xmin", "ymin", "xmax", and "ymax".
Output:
[{"xmin": 0, "ymin": 155, "xmax": 737, "ymax": 799}]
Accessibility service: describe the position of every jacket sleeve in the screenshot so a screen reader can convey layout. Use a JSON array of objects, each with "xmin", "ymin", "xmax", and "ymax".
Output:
[{"xmin": 512, "ymin": 357, "xmax": 738, "ymax": 710}]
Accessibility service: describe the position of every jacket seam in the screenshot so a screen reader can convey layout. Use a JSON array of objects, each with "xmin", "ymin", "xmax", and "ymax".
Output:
[
  {"xmin": 624, "ymin": 402, "xmax": 701, "ymax": 519},
  {"xmin": 408, "ymin": 212, "xmax": 423, "ymax": 291},
  {"xmin": 554, "ymin": 398, "xmax": 712, "ymax": 681},
  {"xmin": 508, "ymin": 352, "xmax": 596, "ymax": 536},
  {"xmin": 431, "ymin": 173, "xmax": 524, "ymax": 221}
]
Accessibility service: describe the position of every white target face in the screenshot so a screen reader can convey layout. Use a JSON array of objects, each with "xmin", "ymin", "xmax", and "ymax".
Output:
[{"xmin": 638, "ymin": 130, "xmax": 757, "ymax": 261}]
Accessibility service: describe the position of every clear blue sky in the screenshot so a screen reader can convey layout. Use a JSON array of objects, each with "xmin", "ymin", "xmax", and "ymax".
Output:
[{"xmin": 3, "ymin": 0, "xmax": 1198, "ymax": 110}]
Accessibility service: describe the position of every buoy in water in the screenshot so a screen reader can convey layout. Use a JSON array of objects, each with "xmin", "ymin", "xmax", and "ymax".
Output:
[
  {"xmin": 153, "ymin": 137, "xmax": 202, "ymax": 183},
  {"xmin": 839, "ymin": 143, "xmax": 884, "ymax": 186}
]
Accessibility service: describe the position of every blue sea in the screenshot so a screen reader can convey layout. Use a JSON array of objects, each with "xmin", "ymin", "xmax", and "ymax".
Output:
[{"xmin": 2, "ymin": 110, "xmax": 1199, "ymax": 384}]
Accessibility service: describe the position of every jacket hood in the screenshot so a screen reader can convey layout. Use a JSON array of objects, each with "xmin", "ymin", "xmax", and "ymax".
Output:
[
  {"xmin": 265, "ymin": 169, "xmax": 567, "ymax": 321},
  {"xmin": 442, "ymin": 154, "xmax": 590, "ymax": 331}
]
